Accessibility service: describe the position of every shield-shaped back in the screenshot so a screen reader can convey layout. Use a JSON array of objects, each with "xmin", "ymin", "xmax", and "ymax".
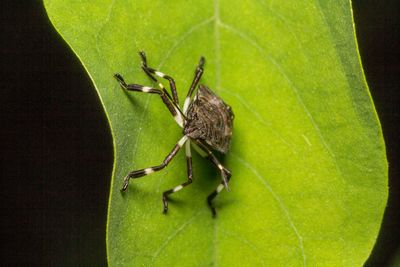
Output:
[{"xmin": 184, "ymin": 85, "xmax": 234, "ymax": 153}]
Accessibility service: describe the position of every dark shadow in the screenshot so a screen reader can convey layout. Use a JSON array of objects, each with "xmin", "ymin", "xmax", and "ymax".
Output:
[{"xmin": 352, "ymin": 0, "xmax": 400, "ymax": 266}]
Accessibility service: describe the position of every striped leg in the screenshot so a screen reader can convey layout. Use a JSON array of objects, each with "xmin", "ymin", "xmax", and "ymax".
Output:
[
  {"xmin": 139, "ymin": 51, "xmax": 179, "ymax": 105},
  {"xmin": 114, "ymin": 73, "xmax": 184, "ymax": 127},
  {"xmin": 183, "ymin": 56, "xmax": 205, "ymax": 113},
  {"xmin": 121, "ymin": 136, "xmax": 188, "ymax": 191},
  {"xmin": 162, "ymin": 141, "xmax": 193, "ymax": 214},
  {"xmin": 195, "ymin": 140, "xmax": 231, "ymax": 217},
  {"xmin": 208, "ymin": 175, "xmax": 231, "ymax": 217},
  {"xmin": 196, "ymin": 140, "xmax": 231, "ymax": 189}
]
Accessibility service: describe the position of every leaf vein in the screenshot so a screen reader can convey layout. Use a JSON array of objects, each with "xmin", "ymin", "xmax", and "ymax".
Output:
[
  {"xmin": 219, "ymin": 87, "xmax": 297, "ymax": 154},
  {"xmin": 219, "ymin": 228, "xmax": 267, "ymax": 266},
  {"xmin": 212, "ymin": 1, "xmax": 221, "ymax": 266},
  {"xmin": 158, "ymin": 17, "xmax": 214, "ymax": 69},
  {"xmin": 231, "ymin": 153, "xmax": 307, "ymax": 266},
  {"xmin": 219, "ymin": 21, "xmax": 343, "ymax": 180},
  {"xmin": 95, "ymin": 0, "xmax": 117, "ymax": 68},
  {"xmin": 214, "ymin": 0, "xmax": 221, "ymax": 89},
  {"xmin": 151, "ymin": 211, "xmax": 203, "ymax": 264},
  {"xmin": 254, "ymin": 0, "xmax": 310, "ymax": 63}
]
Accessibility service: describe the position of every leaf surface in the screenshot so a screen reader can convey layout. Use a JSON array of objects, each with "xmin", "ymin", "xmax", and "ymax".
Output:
[{"xmin": 45, "ymin": 0, "xmax": 387, "ymax": 266}]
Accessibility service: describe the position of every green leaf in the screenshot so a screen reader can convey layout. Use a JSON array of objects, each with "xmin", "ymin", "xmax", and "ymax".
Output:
[{"xmin": 44, "ymin": 0, "xmax": 388, "ymax": 266}]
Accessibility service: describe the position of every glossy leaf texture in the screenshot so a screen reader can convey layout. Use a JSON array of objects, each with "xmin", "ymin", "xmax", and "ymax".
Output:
[{"xmin": 45, "ymin": 0, "xmax": 387, "ymax": 266}]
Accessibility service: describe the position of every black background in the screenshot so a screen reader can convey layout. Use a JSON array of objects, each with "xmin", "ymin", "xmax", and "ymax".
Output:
[{"xmin": 1, "ymin": 1, "xmax": 398, "ymax": 266}]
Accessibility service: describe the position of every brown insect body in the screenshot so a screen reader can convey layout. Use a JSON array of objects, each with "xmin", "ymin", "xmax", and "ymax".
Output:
[{"xmin": 184, "ymin": 85, "xmax": 234, "ymax": 154}]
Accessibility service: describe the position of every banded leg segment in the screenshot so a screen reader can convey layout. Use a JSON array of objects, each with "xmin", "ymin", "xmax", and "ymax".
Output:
[
  {"xmin": 183, "ymin": 57, "xmax": 205, "ymax": 113},
  {"xmin": 196, "ymin": 140, "xmax": 231, "ymax": 189},
  {"xmin": 207, "ymin": 176, "xmax": 231, "ymax": 217},
  {"xmin": 121, "ymin": 136, "xmax": 188, "ymax": 191},
  {"xmin": 115, "ymin": 73, "xmax": 161, "ymax": 94},
  {"xmin": 114, "ymin": 73, "xmax": 184, "ymax": 127},
  {"xmin": 162, "ymin": 141, "xmax": 194, "ymax": 213},
  {"xmin": 195, "ymin": 140, "xmax": 232, "ymax": 217},
  {"xmin": 139, "ymin": 51, "xmax": 179, "ymax": 105}
]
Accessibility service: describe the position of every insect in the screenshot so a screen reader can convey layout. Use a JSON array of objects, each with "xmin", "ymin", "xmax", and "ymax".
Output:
[{"xmin": 114, "ymin": 51, "xmax": 234, "ymax": 217}]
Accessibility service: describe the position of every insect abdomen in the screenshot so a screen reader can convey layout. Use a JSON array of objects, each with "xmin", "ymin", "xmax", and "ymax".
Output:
[{"xmin": 184, "ymin": 85, "xmax": 234, "ymax": 153}]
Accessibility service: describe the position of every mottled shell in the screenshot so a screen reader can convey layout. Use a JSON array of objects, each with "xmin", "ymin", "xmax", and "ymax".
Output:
[{"xmin": 184, "ymin": 85, "xmax": 234, "ymax": 154}]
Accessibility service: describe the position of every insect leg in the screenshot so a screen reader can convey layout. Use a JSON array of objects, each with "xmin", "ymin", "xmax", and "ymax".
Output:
[
  {"xmin": 195, "ymin": 140, "xmax": 231, "ymax": 217},
  {"xmin": 120, "ymin": 136, "xmax": 188, "ymax": 191},
  {"xmin": 183, "ymin": 56, "xmax": 205, "ymax": 114},
  {"xmin": 162, "ymin": 141, "xmax": 193, "ymax": 214},
  {"xmin": 207, "ymin": 176, "xmax": 231, "ymax": 218},
  {"xmin": 114, "ymin": 73, "xmax": 184, "ymax": 127},
  {"xmin": 195, "ymin": 140, "xmax": 231, "ymax": 189},
  {"xmin": 139, "ymin": 51, "xmax": 179, "ymax": 105}
]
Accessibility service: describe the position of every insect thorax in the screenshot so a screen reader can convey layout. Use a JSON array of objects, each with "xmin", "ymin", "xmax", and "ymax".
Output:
[{"xmin": 184, "ymin": 85, "xmax": 234, "ymax": 154}]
